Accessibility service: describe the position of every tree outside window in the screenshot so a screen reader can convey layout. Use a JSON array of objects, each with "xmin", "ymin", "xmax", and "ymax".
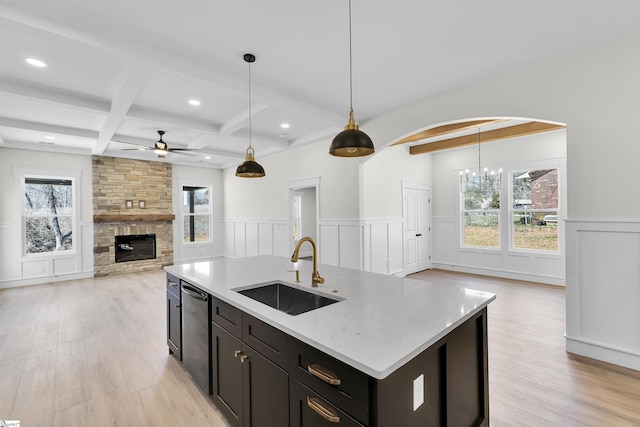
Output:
[
  {"xmin": 24, "ymin": 177, "xmax": 74, "ymax": 253},
  {"xmin": 461, "ymin": 174, "xmax": 500, "ymax": 248},
  {"xmin": 511, "ymin": 169, "xmax": 558, "ymax": 251},
  {"xmin": 183, "ymin": 186, "xmax": 211, "ymax": 242}
]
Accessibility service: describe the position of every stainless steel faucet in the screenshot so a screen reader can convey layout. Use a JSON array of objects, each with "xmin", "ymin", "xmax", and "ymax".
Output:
[{"xmin": 291, "ymin": 237, "xmax": 325, "ymax": 287}]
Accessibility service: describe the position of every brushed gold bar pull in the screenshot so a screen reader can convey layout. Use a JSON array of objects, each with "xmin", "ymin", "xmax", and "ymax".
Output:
[
  {"xmin": 307, "ymin": 396, "xmax": 340, "ymax": 423},
  {"xmin": 308, "ymin": 363, "xmax": 341, "ymax": 385}
]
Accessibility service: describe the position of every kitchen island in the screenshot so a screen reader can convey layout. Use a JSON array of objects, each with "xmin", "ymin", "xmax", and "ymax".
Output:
[{"xmin": 165, "ymin": 255, "xmax": 495, "ymax": 427}]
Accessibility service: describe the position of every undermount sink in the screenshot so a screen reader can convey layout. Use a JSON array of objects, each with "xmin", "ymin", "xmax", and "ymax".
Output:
[{"xmin": 235, "ymin": 281, "xmax": 342, "ymax": 316}]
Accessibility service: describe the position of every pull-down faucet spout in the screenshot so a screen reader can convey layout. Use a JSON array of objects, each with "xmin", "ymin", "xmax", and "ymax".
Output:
[{"xmin": 291, "ymin": 237, "xmax": 324, "ymax": 287}]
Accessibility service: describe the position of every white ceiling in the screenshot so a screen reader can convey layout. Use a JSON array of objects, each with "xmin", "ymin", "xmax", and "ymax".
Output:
[{"xmin": 1, "ymin": 0, "xmax": 639, "ymax": 168}]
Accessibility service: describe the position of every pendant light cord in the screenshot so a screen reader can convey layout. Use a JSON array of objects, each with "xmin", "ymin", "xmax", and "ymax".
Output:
[
  {"xmin": 348, "ymin": 0, "xmax": 353, "ymax": 111},
  {"xmin": 248, "ymin": 59, "xmax": 253, "ymax": 150}
]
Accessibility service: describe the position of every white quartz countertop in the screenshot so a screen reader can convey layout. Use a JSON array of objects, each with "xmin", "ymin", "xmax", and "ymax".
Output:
[{"xmin": 165, "ymin": 255, "xmax": 495, "ymax": 379}]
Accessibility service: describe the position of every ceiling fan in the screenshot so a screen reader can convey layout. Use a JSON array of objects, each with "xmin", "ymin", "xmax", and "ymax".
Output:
[{"xmin": 122, "ymin": 130, "xmax": 199, "ymax": 158}]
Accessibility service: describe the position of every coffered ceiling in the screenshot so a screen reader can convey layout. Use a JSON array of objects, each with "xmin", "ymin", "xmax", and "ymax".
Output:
[{"xmin": 1, "ymin": 1, "xmax": 639, "ymax": 168}]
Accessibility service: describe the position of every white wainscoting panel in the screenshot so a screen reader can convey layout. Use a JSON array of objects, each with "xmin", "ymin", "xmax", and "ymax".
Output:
[
  {"xmin": 319, "ymin": 224, "xmax": 340, "ymax": 266},
  {"xmin": 338, "ymin": 224, "xmax": 360, "ymax": 270},
  {"xmin": 388, "ymin": 222, "xmax": 404, "ymax": 274},
  {"xmin": 369, "ymin": 223, "xmax": 389, "ymax": 274},
  {"xmin": 223, "ymin": 220, "xmax": 288, "ymax": 259},
  {"xmin": 505, "ymin": 254, "xmax": 531, "ymax": 272},
  {"xmin": 245, "ymin": 222, "xmax": 259, "ymax": 257},
  {"xmin": 258, "ymin": 223, "xmax": 273, "ymax": 256},
  {"xmin": 1, "ymin": 220, "xmax": 94, "ymax": 288},
  {"xmin": 234, "ymin": 222, "xmax": 246, "ymax": 258},
  {"xmin": 361, "ymin": 219, "xmax": 404, "ymax": 275},
  {"xmin": 273, "ymin": 223, "xmax": 289, "ymax": 257},
  {"xmin": 566, "ymin": 220, "xmax": 640, "ymax": 371},
  {"xmin": 0, "ymin": 223, "xmax": 17, "ymax": 282},
  {"xmin": 433, "ymin": 216, "xmax": 564, "ymax": 285},
  {"xmin": 224, "ymin": 221, "xmax": 235, "ymax": 258}
]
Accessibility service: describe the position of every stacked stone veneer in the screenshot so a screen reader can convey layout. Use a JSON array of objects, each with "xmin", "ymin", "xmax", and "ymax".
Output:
[{"xmin": 93, "ymin": 156, "xmax": 173, "ymax": 277}]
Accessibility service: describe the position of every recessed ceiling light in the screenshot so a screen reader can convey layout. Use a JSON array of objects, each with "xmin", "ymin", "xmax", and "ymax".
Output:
[
  {"xmin": 188, "ymin": 99, "xmax": 201, "ymax": 106},
  {"xmin": 26, "ymin": 58, "xmax": 47, "ymax": 68},
  {"xmin": 281, "ymin": 123, "xmax": 290, "ymax": 129},
  {"xmin": 44, "ymin": 135, "xmax": 55, "ymax": 140},
  {"xmin": 204, "ymin": 156, "xmax": 211, "ymax": 160}
]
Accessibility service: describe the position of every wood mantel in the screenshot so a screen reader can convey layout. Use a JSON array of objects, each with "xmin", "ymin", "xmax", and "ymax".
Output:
[{"xmin": 93, "ymin": 214, "xmax": 175, "ymax": 223}]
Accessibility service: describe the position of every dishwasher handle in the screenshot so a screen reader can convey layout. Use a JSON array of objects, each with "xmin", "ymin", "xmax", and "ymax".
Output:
[{"xmin": 181, "ymin": 283, "xmax": 208, "ymax": 302}]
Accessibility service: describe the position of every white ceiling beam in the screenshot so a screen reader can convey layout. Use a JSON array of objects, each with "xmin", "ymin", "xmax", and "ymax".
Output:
[
  {"xmin": 110, "ymin": 133, "xmax": 245, "ymax": 159},
  {"xmin": 0, "ymin": 117, "xmax": 98, "ymax": 139},
  {"xmin": 127, "ymin": 106, "xmax": 220, "ymax": 134},
  {"xmin": 94, "ymin": 67, "xmax": 148, "ymax": 155},
  {"xmin": 0, "ymin": 76, "xmax": 110, "ymax": 112},
  {"xmin": 290, "ymin": 126, "xmax": 342, "ymax": 147},
  {"xmin": 0, "ymin": 134, "xmax": 5, "ymax": 146},
  {"xmin": 219, "ymin": 104, "xmax": 268, "ymax": 135}
]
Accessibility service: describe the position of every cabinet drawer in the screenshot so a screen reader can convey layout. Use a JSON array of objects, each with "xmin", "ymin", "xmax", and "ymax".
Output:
[
  {"xmin": 212, "ymin": 297, "xmax": 242, "ymax": 338},
  {"xmin": 166, "ymin": 273, "xmax": 180, "ymax": 297},
  {"xmin": 289, "ymin": 338, "xmax": 369, "ymax": 425},
  {"xmin": 242, "ymin": 313, "xmax": 288, "ymax": 370},
  {"xmin": 290, "ymin": 378, "xmax": 364, "ymax": 427}
]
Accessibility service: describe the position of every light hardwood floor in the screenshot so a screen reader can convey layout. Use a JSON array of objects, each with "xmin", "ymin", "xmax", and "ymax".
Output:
[{"xmin": 1, "ymin": 269, "xmax": 639, "ymax": 426}]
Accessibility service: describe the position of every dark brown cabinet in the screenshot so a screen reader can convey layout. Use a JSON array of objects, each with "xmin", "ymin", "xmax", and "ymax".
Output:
[
  {"xmin": 211, "ymin": 297, "xmax": 289, "ymax": 427},
  {"xmin": 167, "ymin": 274, "xmax": 489, "ymax": 427},
  {"xmin": 166, "ymin": 273, "xmax": 181, "ymax": 360},
  {"xmin": 290, "ymin": 378, "xmax": 364, "ymax": 427}
]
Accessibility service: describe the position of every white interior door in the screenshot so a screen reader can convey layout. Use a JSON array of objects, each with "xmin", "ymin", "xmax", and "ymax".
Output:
[{"xmin": 404, "ymin": 186, "xmax": 431, "ymax": 275}]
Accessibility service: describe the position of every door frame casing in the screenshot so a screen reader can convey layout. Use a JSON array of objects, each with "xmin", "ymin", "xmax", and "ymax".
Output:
[{"xmin": 287, "ymin": 177, "xmax": 320, "ymax": 258}]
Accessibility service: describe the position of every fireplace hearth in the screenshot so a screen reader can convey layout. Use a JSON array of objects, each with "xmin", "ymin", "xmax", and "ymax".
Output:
[{"xmin": 115, "ymin": 234, "xmax": 156, "ymax": 263}]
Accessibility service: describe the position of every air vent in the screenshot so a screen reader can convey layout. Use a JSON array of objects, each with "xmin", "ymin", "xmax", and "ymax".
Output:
[{"xmin": 39, "ymin": 141, "xmax": 55, "ymax": 146}]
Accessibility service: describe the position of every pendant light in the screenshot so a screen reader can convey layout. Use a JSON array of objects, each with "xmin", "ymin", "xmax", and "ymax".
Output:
[
  {"xmin": 236, "ymin": 53, "xmax": 266, "ymax": 178},
  {"xmin": 329, "ymin": 0, "xmax": 375, "ymax": 157}
]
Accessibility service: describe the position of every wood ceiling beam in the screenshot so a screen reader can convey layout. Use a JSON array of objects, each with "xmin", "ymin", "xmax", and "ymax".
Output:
[
  {"xmin": 392, "ymin": 119, "xmax": 503, "ymax": 146},
  {"xmin": 409, "ymin": 121, "xmax": 565, "ymax": 155}
]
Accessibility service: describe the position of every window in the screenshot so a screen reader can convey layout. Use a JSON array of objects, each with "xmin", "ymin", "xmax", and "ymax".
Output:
[
  {"xmin": 461, "ymin": 173, "xmax": 501, "ymax": 248},
  {"xmin": 291, "ymin": 194, "xmax": 302, "ymax": 241},
  {"xmin": 511, "ymin": 169, "xmax": 559, "ymax": 251},
  {"xmin": 182, "ymin": 186, "xmax": 211, "ymax": 243},
  {"xmin": 24, "ymin": 177, "xmax": 74, "ymax": 253}
]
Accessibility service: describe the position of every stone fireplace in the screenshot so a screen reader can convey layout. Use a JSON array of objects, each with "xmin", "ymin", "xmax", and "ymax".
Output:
[{"xmin": 92, "ymin": 156, "xmax": 174, "ymax": 277}]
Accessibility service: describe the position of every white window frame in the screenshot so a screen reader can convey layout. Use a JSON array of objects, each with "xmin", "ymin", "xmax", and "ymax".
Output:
[
  {"xmin": 15, "ymin": 168, "xmax": 81, "ymax": 258},
  {"xmin": 457, "ymin": 158, "xmax": 565, "ymax": 255},
  {"xmin": 507, "ymin": 162, "xmax": 563, "ymax": 254},
  {"xmin": 180, "ymin": 182, "xmax": 213, "ymax": 245}
]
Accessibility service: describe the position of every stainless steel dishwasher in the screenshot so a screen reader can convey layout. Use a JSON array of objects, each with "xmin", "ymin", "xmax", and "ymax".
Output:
[{"xmin": 181, "ymin": 281, "xmax": 211, "ymax": 395}]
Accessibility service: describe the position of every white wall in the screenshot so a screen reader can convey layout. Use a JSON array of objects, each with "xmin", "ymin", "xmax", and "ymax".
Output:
[
  {"xmin": 223, "ymin": 139, "xmax": 360, "ymax": 220},
  {"xmin": 355, "ymin": 32, "xmax": 640, "ymax": 370},
  {"xmin": 0, "ymin": 148, "xmax": 94, "ymax": 287}
]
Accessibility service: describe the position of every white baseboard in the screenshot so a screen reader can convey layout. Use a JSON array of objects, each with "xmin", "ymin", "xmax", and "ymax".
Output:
[
  {"xmin": 0, "ymin": 271, "xmax": 95, "ymax": 289},
  {"xmin": 432, "ymin": 262, "xmax": 565, "ymax": 286},
  {"xmin": 566, "ymin": 336, "xmax": 640, "ymax": 372}
]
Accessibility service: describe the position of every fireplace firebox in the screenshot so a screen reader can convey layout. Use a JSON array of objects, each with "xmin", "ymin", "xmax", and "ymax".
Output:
[{"xmin": 115, "ymin": 234, "xmax": 156, "ymax": 263}]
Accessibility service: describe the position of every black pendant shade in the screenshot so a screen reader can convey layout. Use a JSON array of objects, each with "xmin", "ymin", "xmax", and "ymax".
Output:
[
  {"xmin": 330, "ymin": 0, "xmax": 374, "ymax": 158},
  {"xmin": 329, "ymin": 108, "xmax": 374, "ymax": 157},
  {"xmin": 236, "ymin": 53, "xmax": 265, "ymax": 178},
  {"xmin": 236, "ymin": 146, "xmax": 265, "ymax": 178}
]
